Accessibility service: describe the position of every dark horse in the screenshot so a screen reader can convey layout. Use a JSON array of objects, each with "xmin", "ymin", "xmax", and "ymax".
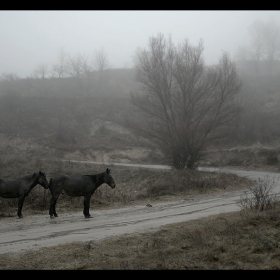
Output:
[
  {"xmin": 0, "ymin": 171, "xmax": 49, "ymax": 218},
  {"xmin": 49, "ymin": 168, "xmax": 116, "ymax": 218}
]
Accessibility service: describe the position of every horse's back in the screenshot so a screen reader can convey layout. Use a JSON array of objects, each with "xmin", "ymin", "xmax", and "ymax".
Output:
[
  {"xmin": 51, "ymin": 174, "xmax": 70, "ymax": 186},
  {"xmin": 52, "ymin": 174, "xmax": 84, "ymax": 184},
  {"xmin": 0, "ymin": 178, "xmax": 21, "ymax": 198},
  {"xmin": 51, "ymin": 175, "xmax": 89, "ymax": 196}
]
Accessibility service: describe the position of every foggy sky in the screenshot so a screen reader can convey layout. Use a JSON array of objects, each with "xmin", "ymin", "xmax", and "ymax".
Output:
[{"xmin": 1, "ymin": 10, "xmax": 280, "ymax": 78}]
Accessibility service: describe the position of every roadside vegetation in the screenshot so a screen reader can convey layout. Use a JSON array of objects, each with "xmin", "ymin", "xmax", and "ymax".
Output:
[
  {"xmin": 0, "ymin": 159, "xmax": 280, "ymax": 269},
  {"xmin": 0, "ymin": 157, "xmax": 254, "ymax": 217}
]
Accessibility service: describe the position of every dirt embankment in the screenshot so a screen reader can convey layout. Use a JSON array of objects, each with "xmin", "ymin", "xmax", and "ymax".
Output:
[
  {"xmin": 202, "ymin": 145, "xmax": 280, "ymax": 172},
  {"xmin": 0, "ymin": 130, "xmax": 280, "ymax": 171}
]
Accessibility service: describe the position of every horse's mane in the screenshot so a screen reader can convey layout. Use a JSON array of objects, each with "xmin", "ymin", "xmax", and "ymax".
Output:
[
  {"xmin": 23, "ymin": 172, "xmax": 43, "ymax": 181},
  {"xmin": 23, "ymin": 173, "xmax": 35, "ymax": 180},
  {"xmin": 82, "ymin": 172, "xmax": 104, "ymax": 182}
]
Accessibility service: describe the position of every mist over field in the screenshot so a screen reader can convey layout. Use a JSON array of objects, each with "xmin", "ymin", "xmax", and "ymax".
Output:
[
  {"xmin": 1, "ymin": 10, "xmax": 280, "ymax": 78},
  {"xmin": 1, "ymin": 11, "xmax": 280, "ymax": 270},
  {"xmin": 0, "ymin": 10, "xmax": 280, "ymax": 169}
]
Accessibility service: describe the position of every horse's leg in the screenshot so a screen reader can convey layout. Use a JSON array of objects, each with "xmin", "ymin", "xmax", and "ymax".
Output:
[
  {"xmin": 83, "ymin": 195, "xmax": 92, "ymax": 218},
  {"xmin": 49, "ymin": 195, "xmax": 55, "ymax": 217},
  {"xmin": 49, "ymin": 193, "xmax": 60, "ymax": 217},
  {"xmin": 17, "ymin": 195, "xmax": 25, "ymax": 218}
]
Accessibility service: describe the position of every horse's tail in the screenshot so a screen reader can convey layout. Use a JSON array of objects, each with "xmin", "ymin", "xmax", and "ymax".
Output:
[{"xmin": 48, "ymin": 178, "xmax": 53, "ymax": 195}]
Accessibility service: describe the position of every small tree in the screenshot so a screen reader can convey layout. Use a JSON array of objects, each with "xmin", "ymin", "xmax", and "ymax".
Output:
[
  {"xmin": 93, "ymin": 47, "xmax": 110, "ymax": 73},
  {"xmin": 52, "ymin": 48, "xmax": 67, "ymax": 78},
  {"xmin": 130, "ymin": 33, "xmax": 242, "ymax": 169},
  {"xmin": 236, "ymin": 17, "xmax": 280, "ymax": 75},
  {"xmin": 93, "ymin": 47, "xmax": 110, "ymax": 92},
  {"xmin": 262, "ymin": 17, "xmax": 280, "ymax": 72},
  {"xmin": 32, "ymin": 63, "xmax": 49, "ymax": 79},
  {"xmin": 0, "ymin": 72, "xmax": 20, "ymax": 82},
  {"xmin": 237, "ymin": 176, "xmax": 279, "ymax": 214},
  {"xmin": 66, "ymin": 53, "xmax": 84, "ymax": 79}
]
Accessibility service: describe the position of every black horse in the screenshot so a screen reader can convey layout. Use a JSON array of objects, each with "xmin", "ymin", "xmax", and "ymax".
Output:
[
  {"xmin": 49, "ymin": 168, "xmax": 116, "ymax": 218},
  {"xmin": 0, "ymin": 171, "xmax": 49, "ymax": 218}
]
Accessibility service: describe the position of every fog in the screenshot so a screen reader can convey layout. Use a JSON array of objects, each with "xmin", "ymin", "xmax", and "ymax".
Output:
[{"xmin": 1, "ymin": 10, "xmax": 280, "ymax": 78}]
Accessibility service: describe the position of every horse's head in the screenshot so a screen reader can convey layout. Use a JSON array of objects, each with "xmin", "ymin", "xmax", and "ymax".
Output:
[
  {"xmin": 37, "ymin": 171, "xmax": 49, "ymax": 189},
  {"xmin": 104, "ymin": 168, "xmax": 116, "ymax": 189}
]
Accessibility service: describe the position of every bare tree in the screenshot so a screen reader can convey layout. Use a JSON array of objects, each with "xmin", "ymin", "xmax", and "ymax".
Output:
[
  {"xmin": 130, "ymin": 33, "xmax": 242, "ymax": 169},
  {"xmin": 81, "ymin": 53, "xmax": 93, "ymax": 79},
  {"xmin": 93, "ymin": 47, "xmax": 110, "ymax": 72},
  {"xmin": 262, "ymin": 17, "xmax": 280, "ymax": 72},
  {"xmin": 239, "ymin": 17, "xmax": 280, "ymax": 75},
  {"xmin": 66, "ymin": 53, "xmax": 84, "ymax": 79},
  {"xmin": 32, "ymin": 63, "xmax": 49, "ymax": 79},
  {"xmin": 93, "ymin": 48, "xmax": 110, "ymax": 92},
  {"xmin": 235, "ymin": 46, "xmax": 250, "ymax": 61},
  {"xmin": 0, "ymin": 72, "xmax": 20, "ymax": 82},
  {"xmin": 248, "ymin": 19, "xmax": 265, "ymax": 62},
  {"xmin": 80, "ymin": 53, "xmax": 94, "ymax": 95},
  {"xmin": 52, "ymin": 48, "xmax": 67, "ymax": 78},
  {"xmin": 247, "ymin": 19, "xmax": 265, "ymax": 76}
]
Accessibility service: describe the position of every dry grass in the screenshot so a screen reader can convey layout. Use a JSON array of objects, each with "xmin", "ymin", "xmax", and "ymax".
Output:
[
  {"xmin": 1, "ymin": 155, "xmax": 280, "ymax": 270},
  {"xmin": 0, "ymin": 156, "xmax": 254, "ymax": 217},
  {"xmin": 1, "ymin": 203, "xmax": 280, "ymax": 270}
]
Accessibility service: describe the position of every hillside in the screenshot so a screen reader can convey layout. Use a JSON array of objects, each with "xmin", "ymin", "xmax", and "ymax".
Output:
[{"xmin": 0, "ymin": 67, "xmax": 279, "ymax": 170}]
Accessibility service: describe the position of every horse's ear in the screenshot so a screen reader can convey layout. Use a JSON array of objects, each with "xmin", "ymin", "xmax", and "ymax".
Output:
[
  {"xmin": 106, "ymin": 168, "xmax": 110, "ymax": 173},
  {"xmin": 39, "ymin": 171, "xmax": 42, "ymax": 174}
]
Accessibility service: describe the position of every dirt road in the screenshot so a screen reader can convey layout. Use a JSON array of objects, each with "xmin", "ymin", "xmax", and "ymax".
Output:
[{"xmin": 0, "ymin": 167, "xmax": 279, "ymax": 255}]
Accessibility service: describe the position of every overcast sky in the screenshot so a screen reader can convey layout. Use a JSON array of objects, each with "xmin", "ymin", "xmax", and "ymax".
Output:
[{"xmin": 1, "ymin": 10, "xmax": 280, "ymax": 78}]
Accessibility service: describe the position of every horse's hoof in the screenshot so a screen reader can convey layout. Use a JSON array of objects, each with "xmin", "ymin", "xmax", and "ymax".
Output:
[
  {"xmin": 85, "ymin": 215, "xmax": 93, "ymax": 218},
  {"xmin": 18, "ymin": 215, "xmax": 23, "ymax": 218},
  {"xmin": 54, "ymin": 214, "xmax": 58, "ymax": 217}
]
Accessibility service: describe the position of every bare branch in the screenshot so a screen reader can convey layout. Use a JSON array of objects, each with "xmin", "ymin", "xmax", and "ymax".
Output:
[{"xmin": 130, "ymin": 33, "xmax": 242, "ymax": 169}]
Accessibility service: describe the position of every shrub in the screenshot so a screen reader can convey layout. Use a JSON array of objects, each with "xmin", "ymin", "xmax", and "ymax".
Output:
[{"xmin": 237, "ymin": 175, "xmax": 279, "ymax": 213}]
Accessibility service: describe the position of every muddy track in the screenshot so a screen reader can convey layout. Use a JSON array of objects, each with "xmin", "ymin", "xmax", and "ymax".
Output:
[{"xmin": 0, "ymin": 167, "xmax": 279, "ymax": 255}]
